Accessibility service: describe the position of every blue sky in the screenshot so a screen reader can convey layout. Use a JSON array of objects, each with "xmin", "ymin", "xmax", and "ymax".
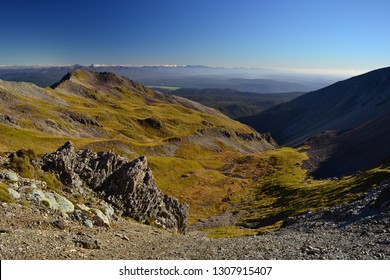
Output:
[{"xmin": 0, "ymin": 0, "xmax": 389, "ymax": 74}]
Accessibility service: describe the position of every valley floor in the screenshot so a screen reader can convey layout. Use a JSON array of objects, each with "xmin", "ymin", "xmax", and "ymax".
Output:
[{"xmin": 1, "ymin": 181, "xmax": 389, "ymax": 260}]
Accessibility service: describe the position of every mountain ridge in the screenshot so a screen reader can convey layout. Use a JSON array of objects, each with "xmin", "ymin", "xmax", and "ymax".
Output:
[
  {"xmin": 239, "ymin": 66, "xmax": 390, "ymax": 177},
  {"xmin": 0, "ymin": 68, "xmax": 277, "ymax": 224}
]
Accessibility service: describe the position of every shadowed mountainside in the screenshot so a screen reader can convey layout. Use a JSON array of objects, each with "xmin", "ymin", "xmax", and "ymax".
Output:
[{"xmin": 239, "ymin": 66, "xmax": 390, "ymax": 178}]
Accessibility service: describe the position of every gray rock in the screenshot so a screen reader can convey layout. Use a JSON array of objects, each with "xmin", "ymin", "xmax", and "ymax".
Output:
[
  {"xmin": 101, "ymin": 156, "xmax": 189, "ymax": 233},
  {"xmin": 73, "ymin": 233, "xmax": 100, "ymax": 249},
  {"xmin": 76, "ymin": 203, "xmax": 90, "ymax": 212},
  {"xmin": 7, "ymin": 188, "xmax": 20, "ymax": 199},
  {"xmin": 104, "ymin": 205, "xmax": 115, "ymax": 219},
  {"xmin": 44, "ymin": 192, "xmax": 74, "ymax": 213},
  {"xmin": 30, "ymin": 189, "xmax": 74, "ymax": 213},
  {"xmin": 92, "ymin": 208, "xmax": 110, "ymax": 226},
  {"xmin": 52, "ymin": 219, "xmax": 66, "ymax": 230},
  {"xmin": 0, "ymin": 169, "xmax": 19, "ymax": 182},
  {"xmin": 114, "ymin": 233, "xmax": 129, "ymax": 241},
  {"xmin": 0, "ymin": 228, "xmax": 12, "ymax": 234},
  {"xmin": 44, "ymin": 192, "xmax": 59, "ymax": 209},
  {"xmin": 73, "ymin": 210, "xmax": 94, "ymax": 228},
  {"xmin": 42, "ymin": 141, "xmax": 188, "ymax": 233},
  {"xmin": 30, "ymin": 189, "xmax": 51, "ymax": 206},
  {"xmin": 8, "ymin": 182, "xmax": 19, "ymax": 189},
  {"xmin": 83, "ymin": 219, "xmax": 94, "ymax": 228}
]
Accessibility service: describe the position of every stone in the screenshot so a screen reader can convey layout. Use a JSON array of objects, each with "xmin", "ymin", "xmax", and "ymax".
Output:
[
  {"xmin": 73, "ymin": 210, "xmax": 94, "ymax": 228},
  {"xmin": 73, "ymin": 234, "xmax": 100, "ymax": 249},
  {"xmin": 44, "ymin": 192, "xmax": 59, "ymax": 209},
  {"xmin": 301, "ymin": 245, "xmax": 321, "ymax": 255},
  {"xmin": 83, "ymin": 219, "xmax": 94, "ymax": 228},
  {"xmin": 99, "ymin": 156, "xmax": 188, "ymax": 233},
  {"xmin": 0, "ymin": 228, "xmax": 12, "ymax": 234},
  {"xmin": 8, "ymin": 182, "xmax": 19, "ymax": 189},
  {"xmin": 114, "ymin": 233, "xmax": 129, "ymax": 241},
  {"xmin": 42, "ymin": 141, "xmax": 188, "ymax": 233},
  {"xmin": 76, "ymin": 203, "xmax": 90, "ymax": 212},
  {"xmin": 7, "ymin": 188, "xmax": 20, "ymax": 199},
  {"xmin": 104, "ymin": 205, "xmax": 115, "ymax": 219},
  {"xmin": 30, "ymin": 189, "xmax": 51, "ymax": 206},
  {"xmin": 44, "ymin": 192, "xmax": 75, "ymax": 213},
  {"xmin": 52, "ymin": 219, "xmax": 66, "ymax": 230},
  {"xmin": 92, "ymin": 208, "xmax": 110, "ymax": 226},
  {"xmin": 0, "ymin": 169, "xmax": 19, "ymax": 182},
  {"xmin": 30, "ymin": 188, "xmax": 74, "ymax": 213}
]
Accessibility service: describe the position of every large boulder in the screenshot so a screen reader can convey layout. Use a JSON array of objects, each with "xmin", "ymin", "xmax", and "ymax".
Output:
[
  {"xmin": 30, "ymin": 188, "xmax": 74, "ymax": 213},
  {"xmin": 42, "ymin": 141, "xmax": 188, "ymax": 233},
  {"xmin": 0, "ymin": 169, "xmax": 19, "ymax": 182}
]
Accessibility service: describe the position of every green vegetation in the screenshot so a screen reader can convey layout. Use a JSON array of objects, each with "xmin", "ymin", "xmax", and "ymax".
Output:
[
  {"xmin": 202, "ymin": 226, "xmax": 257, "ymax": 238},
  {"xmin": 2, "ymin": 70, "xmax": 387, "ymax": 238},
  {"xmin": 0, "ymin": 183, "xmax": 13, "ymax": 203},
  {"xmin": 6, "ymin": 149, "xmax": 64, "ymax": 192},
  {"xmin": 7, "ymin": 149, "xmax": 38, "ymax": 178},
  {"xmin": 41, "ymin": 200, "xmax": 51, "ymax": 208},
  {"xmin": 0, "ymin": 70, "xmax": 261, "ymax": 224},
  {"xmin": 227, "ymin": 148, "xmax": 390, "ymax": 235},
  {"xmin": 40, "ymin": 172, "xmax": 63, "ymax": 192},
  {"xmin": 149, "ymin": 155, "xmax": 240, "ymax": 224}
]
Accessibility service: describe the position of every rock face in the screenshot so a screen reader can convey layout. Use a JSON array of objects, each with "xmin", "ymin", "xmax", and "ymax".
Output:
[{"xmin": 42, "ymin": 141, "xmax": 188, "ymax": 233}]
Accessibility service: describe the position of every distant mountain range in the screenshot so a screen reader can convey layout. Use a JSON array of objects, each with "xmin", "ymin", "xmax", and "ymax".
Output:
[
  {"xmin": 0, "ymin": 64, "xmax": 338, "ymax": 92},
  {"xmin": 239, "ymin": 66, "xmax": 390, "ymax": 178}
]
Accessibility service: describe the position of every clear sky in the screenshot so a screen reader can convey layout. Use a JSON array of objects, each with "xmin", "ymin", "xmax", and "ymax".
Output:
[{"xmin": 0, "ymin": 0, "xmax": 389, "ymax": 74}]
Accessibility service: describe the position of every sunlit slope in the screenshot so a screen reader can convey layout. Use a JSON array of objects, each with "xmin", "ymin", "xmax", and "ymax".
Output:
[{"xmin": 0, "ymin": 69, "xmax": 276, "ymax": 222}]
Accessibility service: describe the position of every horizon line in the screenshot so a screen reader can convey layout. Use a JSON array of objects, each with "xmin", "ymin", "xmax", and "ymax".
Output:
[{"xmin": 0, "ymin": 63, "xmax": 374, "ymax": 77}]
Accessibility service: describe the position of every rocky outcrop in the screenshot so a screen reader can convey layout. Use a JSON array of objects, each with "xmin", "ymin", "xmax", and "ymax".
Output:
[
  {"xmin": 42, "ymin": 141, "xmax": 126, "ymax": 189},
  {"xmin": 42, "ymin": 142, "xmax": 188, "ymax": 233}
]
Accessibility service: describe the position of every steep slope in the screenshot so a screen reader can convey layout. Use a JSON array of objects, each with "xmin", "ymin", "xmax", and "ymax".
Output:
[
  {"xmin": 0, "ymin": 69, "xmax": 277, "ymax": 223},
  {"xmin": 239, "ymin": 66, "xmax": 390, "ymax": 177}
]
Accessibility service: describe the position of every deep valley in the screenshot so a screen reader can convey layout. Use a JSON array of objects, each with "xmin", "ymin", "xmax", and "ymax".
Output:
[{"xmin": 0, "ymin": 67, "xmax": 389, "ymax": 259}]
